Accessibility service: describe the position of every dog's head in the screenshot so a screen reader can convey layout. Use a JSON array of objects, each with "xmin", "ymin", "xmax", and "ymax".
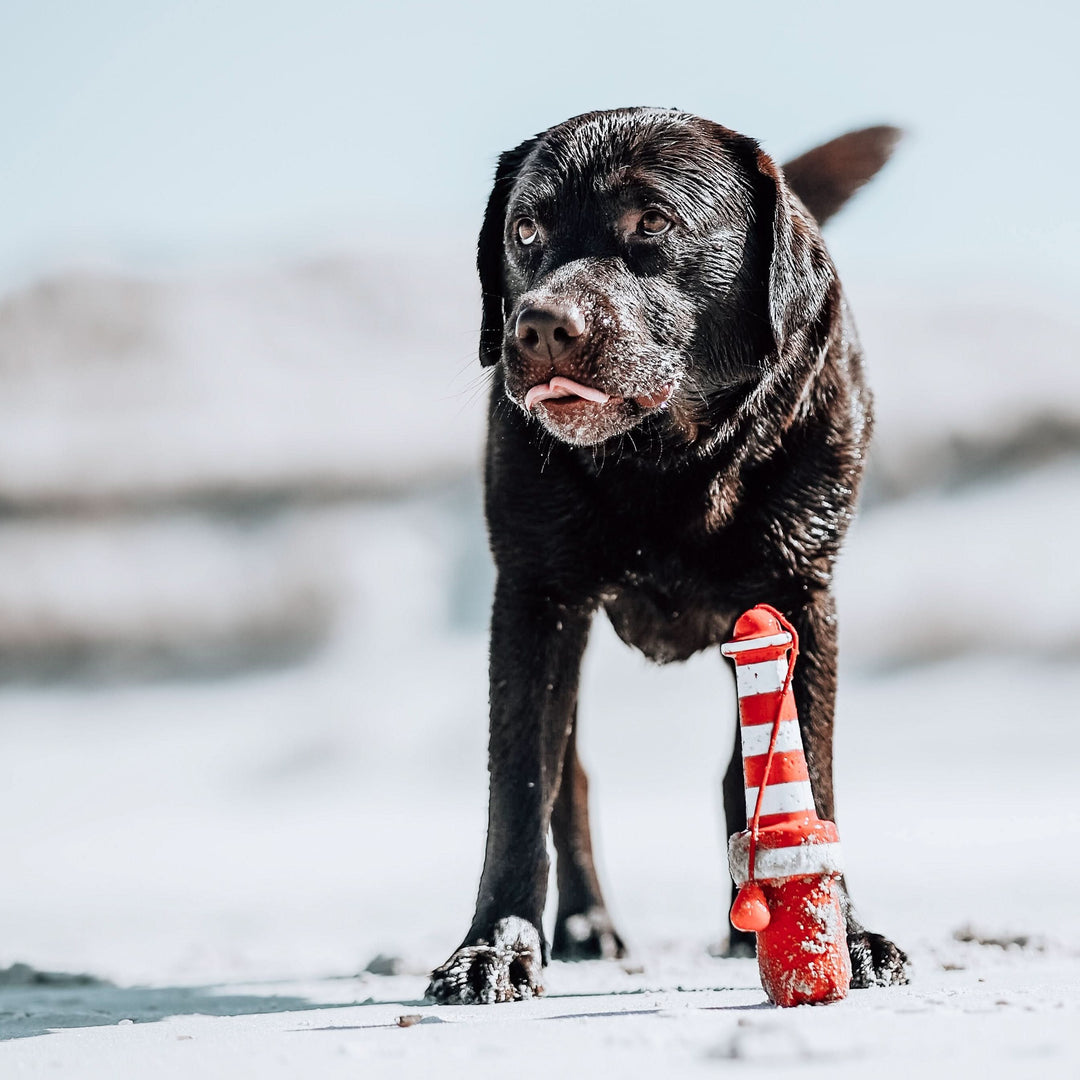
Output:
[{"xmin": 477, "ymin": 108, "xmax": 838, "ymax": 448}]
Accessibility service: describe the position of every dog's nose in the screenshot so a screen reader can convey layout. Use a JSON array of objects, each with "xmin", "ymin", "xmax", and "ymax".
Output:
[{"xmin": 515, "ymin": 303, "xmax": 586, "ymax": 360}]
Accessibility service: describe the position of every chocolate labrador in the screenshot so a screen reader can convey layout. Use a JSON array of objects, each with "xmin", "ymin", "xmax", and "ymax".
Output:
[{"xmin": 427, "ymin": 109, "xmax": 907, "ymax": 1004}]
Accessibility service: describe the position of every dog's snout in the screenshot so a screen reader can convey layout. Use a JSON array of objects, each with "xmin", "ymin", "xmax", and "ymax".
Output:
[{"xmin": 515, "ymin": 303, "xmax": 586, "ymax": 360}]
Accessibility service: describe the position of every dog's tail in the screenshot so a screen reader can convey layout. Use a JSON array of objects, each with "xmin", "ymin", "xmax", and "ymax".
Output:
[{"xmin": 782, "ymin": 125, "xmax": 902, "ymax": 227}]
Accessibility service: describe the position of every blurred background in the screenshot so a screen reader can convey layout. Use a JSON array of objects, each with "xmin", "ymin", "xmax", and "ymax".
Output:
[{"xmin": 1, "ymin": 0, "xmax": 1078, "ymax": 992}]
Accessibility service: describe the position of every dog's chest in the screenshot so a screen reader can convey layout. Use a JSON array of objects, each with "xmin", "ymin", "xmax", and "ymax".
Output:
[
  {"xmin": 602, "ymin": 574, "xmax": 736, "ymax": 664},
  {"xmin": 590, "ymin": 501, "xmax": 743, "ymax": 663}
]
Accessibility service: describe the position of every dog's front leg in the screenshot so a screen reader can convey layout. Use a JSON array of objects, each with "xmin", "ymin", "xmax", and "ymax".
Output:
[
  {"xmin": 426, "ymin": 579, "xmax": 591, "ymax": 1004},
  {"xmin": 784, "ymin": 591, "xmax": 909, "ymax": 988}
]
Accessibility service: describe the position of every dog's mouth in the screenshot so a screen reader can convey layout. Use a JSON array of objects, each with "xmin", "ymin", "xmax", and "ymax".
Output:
[
  {"xmin": 517, "ymin": 374, "xmax": 675, "ymax": 447},
  {"xmin": 524, "ymin": 376, "xmax": 613, "ymax": 412},
  {"xmin": 523, "ymin": 376, "xmax": 673, "ymax": 414}
]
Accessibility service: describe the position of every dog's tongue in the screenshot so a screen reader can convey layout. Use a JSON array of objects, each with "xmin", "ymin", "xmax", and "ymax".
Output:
[{"xmin": 525, "ymin": 376, "xmax": 612, "ymax": 412}]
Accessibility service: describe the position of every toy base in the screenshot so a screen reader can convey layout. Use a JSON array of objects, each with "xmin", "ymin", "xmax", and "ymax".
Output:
[
  {"xmin": 755, "ymin": 874, "xmax": 851, "ymax": 1007},
  {"xmin": 728, "ymin": 818, "xmax": 843, "ymax": 886}
]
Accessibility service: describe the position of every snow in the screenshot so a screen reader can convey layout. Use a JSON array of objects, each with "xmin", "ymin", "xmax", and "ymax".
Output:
[
  {"xmin": 0, "ymin": 255, "xmax": 486, "ymax": 505},
  {"xmin": 836, "ymin": 458, "xmax": 1080, "ymax": 668},
  {"xmin": 1, "ymin": 256, "xmax": 1079, "ymax": 1074},
  {"xmin": 1, "ymin": 951, "xmax": 1076, "ymax": 1079},
  {"xmin": 1, "ymin": 571, "xmax": 1078, "ymax": 1074}
]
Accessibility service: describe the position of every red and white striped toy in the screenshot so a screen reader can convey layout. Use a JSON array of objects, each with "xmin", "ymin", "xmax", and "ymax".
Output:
[{"xmin": 721, "ymin": 604, "xmax": 851, "ymax": 1007}]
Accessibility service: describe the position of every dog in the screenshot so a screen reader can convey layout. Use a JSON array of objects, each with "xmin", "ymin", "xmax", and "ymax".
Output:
[{"xmin": 427, "ymin": 108, "xmax": 907, "ymax": 1004}]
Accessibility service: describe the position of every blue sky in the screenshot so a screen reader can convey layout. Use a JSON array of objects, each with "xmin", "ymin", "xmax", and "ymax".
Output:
[{"xmin": 1, "ymin": 0, "xmax": 1076, "ymax": 291}]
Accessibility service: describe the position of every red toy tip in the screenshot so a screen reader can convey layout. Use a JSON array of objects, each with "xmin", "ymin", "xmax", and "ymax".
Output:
[
  {"xmin": 730, "ymin": 882, "xmax": 771, "ymax": 932},
  {"xmin": 731, "ymin": 606, "xmax": 785, "ymax": 641}
]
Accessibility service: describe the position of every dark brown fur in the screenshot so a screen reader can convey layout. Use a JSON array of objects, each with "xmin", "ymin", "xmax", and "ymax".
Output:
[{"xmin": 427, "ymin": 109, "xmax": 907, "ymax": 1004}]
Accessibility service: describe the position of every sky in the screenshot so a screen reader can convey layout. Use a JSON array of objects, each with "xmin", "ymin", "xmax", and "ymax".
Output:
[{"xmin": 0, "ymin": 0, "xmax": 1077, "ymax": 292}]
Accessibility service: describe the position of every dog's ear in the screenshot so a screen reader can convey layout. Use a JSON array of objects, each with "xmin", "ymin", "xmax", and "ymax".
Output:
[
  {"xmin": 751, "ymin": 148, "xmax": 836, "ymax": 360},
  {"xmin": 478, "ymin": 138, "xmax": 538, "ymax": 367},
  {"xmin": 782, "ymin": 125, "xmax": 902, "ymax": 227}
]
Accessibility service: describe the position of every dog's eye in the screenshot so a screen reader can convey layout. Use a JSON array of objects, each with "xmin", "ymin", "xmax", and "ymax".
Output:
[
  {"xmin": 639, "ymin": 211, "xmax": 672, "ymax": 236},
  {"xmin": 515, "ymin": 219, "xmax": 539, "ymax": 246}
]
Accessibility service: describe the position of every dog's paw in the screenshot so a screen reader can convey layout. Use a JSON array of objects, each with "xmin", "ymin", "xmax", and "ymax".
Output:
[
  {"xmin": 426, "ymin": 917, "xmax": 544, "ymax": 1005},
  {"xmin": 552, "ymin": 908, "xmax": 627, "ymax": 961},
  {"xmin": 848, "ymin": 929, "xmax": 909, "ymax": 988}
]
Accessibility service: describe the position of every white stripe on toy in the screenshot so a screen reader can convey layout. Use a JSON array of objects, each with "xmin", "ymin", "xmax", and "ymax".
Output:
[
  {"xmin": 740, "ymin": 719, "xmax": 803, "ymax": 757},
  {"xmin": 734, "ymin": 657, "xmax": 790, "ymax": 697},
  {"xmin": 728, "ymin": 837, "xmax": 845, "ymax": 886},
  {"xmin": 743, "ymin": 780, "xmax": 817, "ymax": 819}
]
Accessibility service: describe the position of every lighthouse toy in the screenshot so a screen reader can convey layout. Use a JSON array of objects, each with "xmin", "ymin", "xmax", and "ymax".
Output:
[{"xmin": 720, "ymin": 605, "xmax": 851, "ymax": 1007}]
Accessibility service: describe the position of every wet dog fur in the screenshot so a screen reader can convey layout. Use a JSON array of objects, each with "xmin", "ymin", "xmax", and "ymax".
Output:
[{"xmin": 427, "ymin": 109, "xmax": 907, "ymax": 1004}]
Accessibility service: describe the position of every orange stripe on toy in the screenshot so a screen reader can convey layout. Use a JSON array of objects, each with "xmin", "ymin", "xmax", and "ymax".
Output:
[
  {"xmin": 742, "ymin": 750, "xmax": 810, "ymax": 788},
  {"xmin": 737, "ymin": 692, "xmax": 798, "ymax": 727},
  {"xmin": 754, "ymin": 809, "xmax": 820, "ymax": 830}
]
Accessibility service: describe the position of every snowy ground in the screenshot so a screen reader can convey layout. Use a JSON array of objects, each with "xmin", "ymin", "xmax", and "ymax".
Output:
[
  {"xmin": 2, "ymin": 948, "xmax": 1077, "ymax": 1079},
  {"xmin": 1, "ymin": 259, "xmax": 1078, "ymax": 1075},
  {"xmin": 1, "ymin": 612, "xmax": 1078, "ymax": 1076}
]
